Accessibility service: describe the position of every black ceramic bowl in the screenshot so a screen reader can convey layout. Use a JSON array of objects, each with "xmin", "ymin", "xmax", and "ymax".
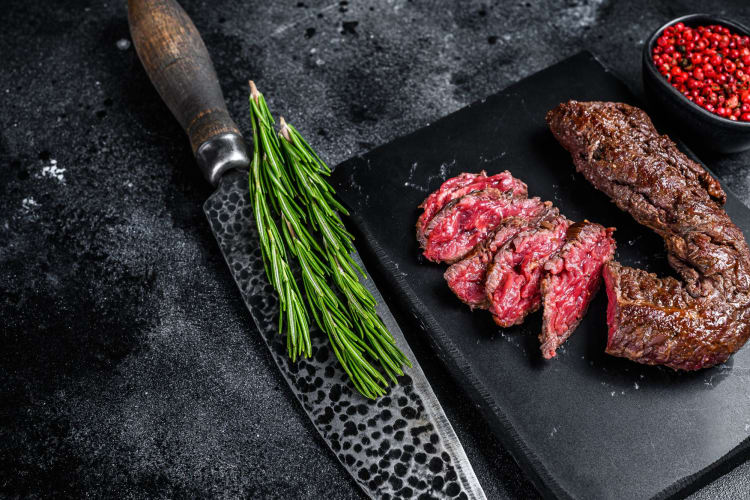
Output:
[{"xmin": 643, "ymin": 13, "xmax": 750, "ymax": 153}]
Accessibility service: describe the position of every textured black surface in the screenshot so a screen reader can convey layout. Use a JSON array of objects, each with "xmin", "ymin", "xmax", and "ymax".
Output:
[
  {"xmin": 329, "ymin": 52, "xmax": 750, "ymax": 500},
  {"xmin": 1, "ymin": 0, "xmax": 749, "ymax": 498}
]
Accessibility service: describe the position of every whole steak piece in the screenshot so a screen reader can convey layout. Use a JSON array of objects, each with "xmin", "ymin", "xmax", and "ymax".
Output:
[
  {"xmin": 444, "ymin": 204, "xmax": 557, "ymax": 309},
  {"xmin": 416, "ymin": 171, "xmax": 528, "ymax": 247},
  {"xmin": 485, "ymin": 215, "xmax": 571, "ymax": 327},
  {"xmin": 422, "ymin": 189, "xmax": 548, "ymax": 264},
  {"xmin": 547, "ymin": 100, "xmax": 750, "ymax": 370},
  {"xmin": 539, "ymin": 221, "xmax": 616, "ymax": 359}
]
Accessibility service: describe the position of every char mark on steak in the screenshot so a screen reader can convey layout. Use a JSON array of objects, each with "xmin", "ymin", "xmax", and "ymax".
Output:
[
  {"xmin": 485, "ymin": 214, "xmax": 571, "ymax": 327},
  {"xmin": 539, "ymin": 221, "xmax": 616, "ymax": 359},
  {"xmin": 422, "ymin": 189, "xmax": 548, "ymax": 264},
  {"xmin": 547, "ymin": 100, "xmax": 750, "ymax": 370},
  {"xmin": 416, "ymin": 171, "xmax": 528, "ymax": 248},
  {"xmin": 445, "ymin": 204, "xmax": 558, "ymax": 309}
]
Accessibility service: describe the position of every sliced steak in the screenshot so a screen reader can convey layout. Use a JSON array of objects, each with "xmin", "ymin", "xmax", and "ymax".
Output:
[
  {"xmin": 416, "ymin": 171, "xmax": 528, "ymax": 247},
  {"xmin": 444, "ymin": 204, "xmax": 558, "ymax": 308},
  {"xmin": 539, "ymin": 222, "xmax": 616, "ymax": 359},
  {"xmin": 547, "ymin": 100, "xmax": 750, "ymax": 370},
  {"xmin": 423, "ymin": 189, "xmax": 548, "ymax": 264},
  {"xmin": 485, "ymin": 215, "xmax": 571, "ymax": 327}
]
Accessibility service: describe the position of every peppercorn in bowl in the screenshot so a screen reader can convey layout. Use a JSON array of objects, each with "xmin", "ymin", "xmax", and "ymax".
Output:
[{"xmin": 643, "ymin": 13, "xmax": 750, "ymax": 153}]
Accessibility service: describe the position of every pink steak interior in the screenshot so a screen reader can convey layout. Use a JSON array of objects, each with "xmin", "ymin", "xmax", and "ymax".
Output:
[
  {"xmin": 424, "ymin": 193, "xmax": 545, "ymax": 263},
  {"xmin": 540, "ymin": 225, "xmax": 616, "ymax": 359},
  {"xmin": 487, "ymin": 218, "xmax": 570, "ymax": 326},
  {"xmin": 444, "ymin": 216, "xmax": 547, "ymax": 308},
  {"xmin": 417, "ymin": 171, "xmax": 527, "ymax": 242},
  {"xmin": 444, "ymin": 252, "xmax": 492, "ymax": 307}
]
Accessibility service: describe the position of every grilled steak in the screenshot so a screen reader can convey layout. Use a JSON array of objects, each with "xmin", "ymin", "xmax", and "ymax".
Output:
[
  {"xmin": 416, "ymin": 171, "xmax": 528, "ymax": 247},
  {"xmin": 539, "ymin": 222, "xmax": 616, "ymax": 359},
  {"xmin": 602, "ymin": 262, "xmax": 749, "ymax": 370},
  {"xmin": 422, "ymin": 189, "xmax": 548, "ymax": 263},
  {"xmin": 444, "ymin": 204, "xmax": 557, "ymax": 308},
  {"xmin": 547, "ymin": 100, "xmax": 750, "ymax": 370},
  {"xmin": 485, "ymin": 215, "xmax": 571, "ymax": 327}
]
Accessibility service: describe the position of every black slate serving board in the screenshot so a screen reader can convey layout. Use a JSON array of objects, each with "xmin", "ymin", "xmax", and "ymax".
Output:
[{"xmin": 329, "ymin": 52, "xmax": 750, "ymax": 500}]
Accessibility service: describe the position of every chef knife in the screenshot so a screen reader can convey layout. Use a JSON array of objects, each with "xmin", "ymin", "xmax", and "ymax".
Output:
[{"xmin": 127, "ymin": 1, "xmax": 486, "ymax": 498}]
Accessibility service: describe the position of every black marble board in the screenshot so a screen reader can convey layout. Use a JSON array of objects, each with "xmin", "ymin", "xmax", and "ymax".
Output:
[{"xmin": 329, "ymin": 52, "xmax": 750, "ymax": 500}]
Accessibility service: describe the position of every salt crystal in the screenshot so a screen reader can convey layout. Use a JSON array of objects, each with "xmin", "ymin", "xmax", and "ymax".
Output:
[
  {"xmin": 41, "ymin": 162, "xmax": 66, "ymax": 184},
  {"xmin": 21, "ymin": 197, "xmax": 39, "ymax": 211},
  {"xmin": 116, "ymin": 38, "xmax": 131, "ymax": 50}
]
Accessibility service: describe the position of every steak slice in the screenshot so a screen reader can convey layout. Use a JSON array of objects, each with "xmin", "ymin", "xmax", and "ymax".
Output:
[
  {"xmin": 539, "ymin": 222, "xmax": 616, "ymax": 359},
  {"xmin": 444, "ymin": 204, "xmax": 557, "ymax": 309},
  {"xmin": 485, "ymin": 215, "xmax": 571, "ymax": 327},
  {"xmin": 547, "ymin": 100, "xmax": 750, "ymax": 370},
  {"xmin": 422, "ymin": 189, "xmax": 548, "ymax": 264},
  {"xmin": 416, "ymin": 171, "xmax": 528, "ymax": 247}
]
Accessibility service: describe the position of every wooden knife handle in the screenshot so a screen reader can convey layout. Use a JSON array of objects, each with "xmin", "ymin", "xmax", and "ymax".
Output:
[{"xmin": 128, "ymin": 0, "xmax": 248, "ymax": 184}]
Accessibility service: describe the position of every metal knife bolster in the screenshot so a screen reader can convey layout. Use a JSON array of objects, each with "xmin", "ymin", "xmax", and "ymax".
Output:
[{"xmin": 195, "ymin": 133, "xmax": 250, "ymax": 186}]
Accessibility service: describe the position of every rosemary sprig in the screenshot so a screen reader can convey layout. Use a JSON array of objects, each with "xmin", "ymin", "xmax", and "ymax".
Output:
[
  {"xmin": 284, "ymin": 218, "xmax": 392, "ymax": 398},
  {"xmin": 248, "ymin": 87, "xmax": 310, "ymax": 361},
  {"xmin": 278, "ymin": 118, "xmax": 412, "ymax": 384},
  {"xmin": 248, "ymin": 81, "xmax": 411, "ymax": 398}
]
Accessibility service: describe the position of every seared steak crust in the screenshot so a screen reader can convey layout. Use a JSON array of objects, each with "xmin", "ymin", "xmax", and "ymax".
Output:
[
  {"xmin": 602, "ymin": 262, "xmax": 749, "ymax": 370},
  {"xmin": 547, "ymin": 100, "xmax": 750, "ymax": 370}
]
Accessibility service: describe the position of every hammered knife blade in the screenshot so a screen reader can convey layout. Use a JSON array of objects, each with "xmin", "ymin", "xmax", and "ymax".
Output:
[{"xmin": 128, "ymin": 1, "xmax": 486, "ymax": 498}]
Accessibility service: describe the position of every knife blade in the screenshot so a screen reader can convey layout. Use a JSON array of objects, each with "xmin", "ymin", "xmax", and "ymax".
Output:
[
  {"xmin": 206, "ymin": 171, "xmax": 485, "ymax": 499},
  {"xmin": 128, "ymin": 1, "xmax": 486, "ymax": 498}
]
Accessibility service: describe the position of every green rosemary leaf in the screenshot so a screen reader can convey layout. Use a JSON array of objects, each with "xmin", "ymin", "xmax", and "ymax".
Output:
[
  {"xmin": 248, "ymin": 84, "xmax": 311, "ymax": 361},
  {"xmin": 277, "ymin": 116, "xmax": 412, "ymax": 385},
  {"xmin": 248, "ymin": 81, "xmax": 411, "ymax": 398}
]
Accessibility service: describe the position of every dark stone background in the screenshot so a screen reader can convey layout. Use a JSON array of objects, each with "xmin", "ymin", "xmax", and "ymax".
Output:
[{"xmin": 1, "ymin": 0, "xmax": 749, "ymax": 498}]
